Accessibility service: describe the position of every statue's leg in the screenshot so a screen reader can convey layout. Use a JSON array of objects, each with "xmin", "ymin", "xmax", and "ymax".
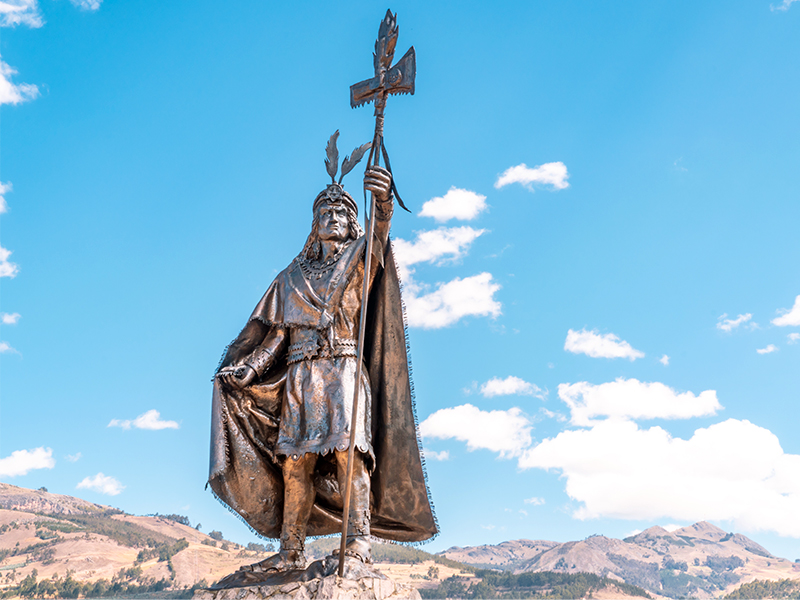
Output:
[
  {"xmin": 335, "ymin": 449, "xmax": 371, "ymax": 563},
  {"xmin": 240, "ymin": 452, "xmax": 317, "ymax": 573}
]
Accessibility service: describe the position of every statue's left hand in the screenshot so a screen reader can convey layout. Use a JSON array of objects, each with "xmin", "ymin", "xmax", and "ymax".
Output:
[
  {"xmin": 364, "ymin": 166, "xmax": 392, "ymax": 203},
  {"xmin": 217, "ymin": 365, "xmax": 256, "ymax": 390}
]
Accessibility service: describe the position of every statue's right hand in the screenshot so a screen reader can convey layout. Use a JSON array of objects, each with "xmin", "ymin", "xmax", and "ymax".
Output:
[{"xmin": 216, "ymin": 365, "xmax": 257, "ymax": 390}]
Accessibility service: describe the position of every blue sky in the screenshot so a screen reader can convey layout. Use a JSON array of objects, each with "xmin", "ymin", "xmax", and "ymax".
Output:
[{"xmin": 2, "ymin": 0, "xmax": 800, "ymax": 561}]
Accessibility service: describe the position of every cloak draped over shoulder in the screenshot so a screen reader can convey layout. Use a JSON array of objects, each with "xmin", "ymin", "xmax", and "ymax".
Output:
[{"xmin": 208, "ymin": 237, "xmax": 438, "ymax": 543}]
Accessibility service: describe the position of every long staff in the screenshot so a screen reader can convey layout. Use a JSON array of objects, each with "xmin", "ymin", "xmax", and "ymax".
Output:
[{"xmin": 338, "ymin": 10, "xmax": 415, "ymax": 577}]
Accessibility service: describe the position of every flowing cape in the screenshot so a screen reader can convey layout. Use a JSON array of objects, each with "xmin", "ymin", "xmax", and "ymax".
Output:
[{"xmin": 208, "ymin": 239, "xmax": 438, "ymax": 543}]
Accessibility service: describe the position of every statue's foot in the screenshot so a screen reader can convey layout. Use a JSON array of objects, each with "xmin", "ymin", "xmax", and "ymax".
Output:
[
  {"xmin": 239, "ymin": 549, "xmax": 306, "ymax": 573},
  {"xmin": 334, "ymin": 537, "xmax": 372, "ymax": 564}
]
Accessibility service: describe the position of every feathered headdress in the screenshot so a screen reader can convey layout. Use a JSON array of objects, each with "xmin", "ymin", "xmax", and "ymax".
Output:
[{"xmin": 313, "ymin": 130, "xmax": 371, "ymax": 216}]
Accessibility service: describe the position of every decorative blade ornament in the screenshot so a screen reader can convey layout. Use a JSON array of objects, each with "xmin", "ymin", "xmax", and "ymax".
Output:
[
  {"xmin": 350, "ymin": 47, "xmax": 416, "ymax": 109},
  {"xmin": 338, "ymin": 9, "xmax": 416, "ymax": 577}
]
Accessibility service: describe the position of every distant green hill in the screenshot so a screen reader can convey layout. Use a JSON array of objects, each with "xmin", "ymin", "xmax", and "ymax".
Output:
[
  {"xmin": 418, "ymin": 570, "xmax": 651, "ymax": 599},
  {"xmin": 725, "ymin": 578, "xmax": 800, "ymax": 599}
]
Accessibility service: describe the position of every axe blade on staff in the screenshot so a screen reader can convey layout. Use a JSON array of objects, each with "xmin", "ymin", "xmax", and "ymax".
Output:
[{"xmin": 337, "ymin": 9, "xmax": 415, "ymax": 578}]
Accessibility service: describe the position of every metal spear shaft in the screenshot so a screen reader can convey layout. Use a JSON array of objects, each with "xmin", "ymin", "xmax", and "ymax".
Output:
[{"xmin": 337, "ymin": 94, "xmax": 386, "ymax": 578}]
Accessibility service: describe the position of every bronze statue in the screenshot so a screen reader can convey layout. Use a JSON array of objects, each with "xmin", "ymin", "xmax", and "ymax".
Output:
[{"xmin": 207, "ymin": 11, "xmax": 435, "ymax": 580}]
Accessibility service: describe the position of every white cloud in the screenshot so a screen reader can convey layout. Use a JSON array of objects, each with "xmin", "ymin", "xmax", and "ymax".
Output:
[
  {"xmin": 788, "ymin": 333, "xmax": 800, "ymax": 344},
  {"xmin": 65, "ymin": 452, "xmax": 82, "ymax": 462},
  {"xmin": 495, "ymin": 162, "xmax": 570, "ymax": 192},
  {"xmin": 418, "ymin": 187, "xmax": 487, "ymax": 223},
  {"xmin": 108, "ymin": 409, "xmax": 179, "ymax": 430},
  {"xmin": 524, "ymin": 497, "xmax": 545, "ymax": 506},
  {"xmin": 0, "ymin": 447, "xmax": 54, "ymax": 477},
  {"xmin": 659, "ymin": 354, "xmax": 669, "ymax": 366},
  {"xmin": 0, "ymin": 0, "xmax": 43, "ymax": 28},
  {"xmin": 564, "ymin": 328, "xmax": 644, "ymax": 361},
  {"xmin": 0, "ymin": 341, "xmax": 19, "ymax": 353},
  {"xmin": 626, "ymin": 529, "xmax": 642, "ymax": 537},
  {"xmin": 0, "ymin": 56, "xmax": 39, "ymax": 105},
  {"xmin": 0, "ymin": 181, "xmax": 11, "ymax": 213},
  {"xmin": 772, "ymin": 295, "xmax": 800, "ymax": 327},
  {"xmin": 420, "ymin": 404, "xmax": 532, "ymax": 459},
  {"xmin": 771, "ymin": 0, "xmax": 799, "ymax": 11},
  {"xmin": 662, "ymin": 524, "xmax": 682, "ymax": 532},
  {"xmin": 393, "ymin": 227, "xmax": 500, "ymax": 329},
  {"xmin": 0, "ymin": 245, "xmax": 19, "ymax": 278},
  {"xmin": 2, "ymin": 312, "xmax": 20, "ymax": 324},
  {"xmin": 404, "ymin": 272, "xmax": 501, "ymax": 329},
  {"xmin": 557, "ymin": 378, "xmax": 721, "ymax": 427},
  {"xmin": 480, "ymin": 376, "xmax": 546, "ymax": 399},
  {"xmin": 519, "ymin": 418, "xmax": 800, "ymax": 537},
  {"xmin": 540, "ymin": 407, "xmax": 568, "ymax": 422},
  {"xmin": 69, "ymin": 0, "xmax": 102, "ymax": 10},
  {"xmin": 423, "ymin": 449, "xmax": 450, "ymax": 461},
  {"xmin": 393, "ymin": 226, "xmax": 485, "ymax": 280},
  {"xmin": 757, "ymin": 344, "xmax": 778, "ymax": 355},
  {"xmin": 77, "ymin": 472, "xmax": 124, "ymax": 496},
  {"xmin": 717, "ymin": 313, "xmax": 753, "ymax": 332}
]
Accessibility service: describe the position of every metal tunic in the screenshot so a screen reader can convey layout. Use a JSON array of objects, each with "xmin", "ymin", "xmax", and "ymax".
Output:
[{"xmin": 271, "ymin": 240, "xmax": 375, "ymax": 464}]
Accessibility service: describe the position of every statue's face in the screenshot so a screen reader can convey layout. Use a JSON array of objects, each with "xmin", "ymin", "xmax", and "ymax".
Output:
[{"xmin": 317, "ymin": 201, "xmax": 350, "ymax": 242}]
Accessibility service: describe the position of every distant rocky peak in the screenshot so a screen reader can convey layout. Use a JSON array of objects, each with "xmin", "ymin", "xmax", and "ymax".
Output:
[{"xmin": 674, "ymin": 521, "xmax": 728, "ymax": 540}]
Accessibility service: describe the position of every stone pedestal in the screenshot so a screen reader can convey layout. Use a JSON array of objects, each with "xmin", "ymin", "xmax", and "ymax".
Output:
[
  {"xmin": 194, "ymin": 573, "xmax": 420, "ymax": 600},
  {"xmin": 194, "ymin": 556, "xmax": 420, "ymax": 600}
]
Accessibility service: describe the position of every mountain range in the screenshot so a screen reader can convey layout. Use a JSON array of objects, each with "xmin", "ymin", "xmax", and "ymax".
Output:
[
  {"xmin": 2, "ymin": 482, "xmax": 799, "ymax": 598},
  {"xmin": 440, "ymin": 522, "xmax": 800, "ymax": 598}
]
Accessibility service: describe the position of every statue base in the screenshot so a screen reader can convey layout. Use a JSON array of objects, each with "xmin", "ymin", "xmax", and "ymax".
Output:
[{"xmin": 194, "ymin": 555, "xmax": 421, "ymax": 600}]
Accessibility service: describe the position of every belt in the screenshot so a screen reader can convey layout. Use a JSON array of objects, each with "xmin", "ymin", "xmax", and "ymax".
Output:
[{"xmin": 287, "ymin": 339, "xmax": 357, "ymax": 364}]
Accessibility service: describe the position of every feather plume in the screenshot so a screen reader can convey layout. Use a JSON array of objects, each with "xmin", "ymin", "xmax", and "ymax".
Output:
[
  {"xmin": 339, "ymin": 142, "xmax": 372, "ymax": 184},
  {"xmin": 324, "ymin": 130, "xmax": 340, "ymax": 183}
]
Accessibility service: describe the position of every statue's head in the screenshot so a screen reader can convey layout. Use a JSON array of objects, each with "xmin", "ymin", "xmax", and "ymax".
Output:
[
  {"xmin": 302, "ymin": 183, "xmax": 363, "ymax": 260},
  {"xmin": 300, "ymin": 132, "xmax": 370, "ymax": 261}
]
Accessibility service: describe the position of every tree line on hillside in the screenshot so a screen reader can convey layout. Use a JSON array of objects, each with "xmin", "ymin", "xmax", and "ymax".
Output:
[
  {"xmin": 725, "ymin": 578, "xmax": 800, "ymax": 599},
  {"xmin": 418, "ymin": 571, "xmax": 651, "ymax": 599},
  {"xmin": 0, "ymin": 567, "xmax": 208, "ymax": 599}
]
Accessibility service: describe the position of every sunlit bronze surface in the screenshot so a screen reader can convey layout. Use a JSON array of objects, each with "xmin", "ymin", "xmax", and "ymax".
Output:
[{"xmin": 208, "ymin": 163, "xmax": 436, "ymax": 584}]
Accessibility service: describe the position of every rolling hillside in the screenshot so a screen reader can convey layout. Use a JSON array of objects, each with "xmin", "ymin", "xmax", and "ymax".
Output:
[{"xmin": 441, "ymin": 522, "xmax": 800, "ymax": 598}]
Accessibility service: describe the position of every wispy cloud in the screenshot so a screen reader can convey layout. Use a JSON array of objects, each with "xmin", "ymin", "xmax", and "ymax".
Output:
[
  {"xmin": 717, "ymin": 313, "xmax": 754, "ymax": 332},
  {"xmin": 393, "ymin": 226, "xmax": 485, "ymax": 280},
  {"xmin": 558, "ymin": 378, "xmax": 721, "ymax": 427},
  {"xmin": 77, "ymin": 473, "xmax": 124, "ymax": 496},
  {"xmin": 418, "ymin": 187, "xmax": 487, "ymax": 223},
  {"xmin": 421, "ymin": 404, "xmax": 532, "ymax": 459},
  {"xmin": 659, "ymin": 354, "xmax": 670, "ymax": 366},
  {"xmin": 0, "ymin": 447, "xmax": 55, "ymax": 477},
  {"xmin": 1, "ymin": 312, "xmax": 20, "ymax": 324},
  {"xmin": 0, "ymin": 341, "xmax": 19, "ymax": 354},
  {"xmin": 68, "ymin": 0, "xmax": 102, "ymax": 10},
  {"xmin": 564, "ymin": 328, "xmax": 644, "ymax": 361},
  {"xmin": 0, "ymin": 0, "xmax": 43, "ymax": 28},
  {"xmin": 788, "ymin": 333, "xmax": 800, "ymax": 344},
  {"xmin": 108, "ymin": 409, "xmax": 179, "ymax": 430},
  {"xmin": 0, "ymin": 56, "xmax": 39, "ymax": 105},
  {"xmin": 757, "ymin": 344, "xmax": 778, "ymax": 355},
  {"xmin": 480, "ymin": 376, "xmax": 546, "ymax": 399},
  {"xmin": 0, "ymin": 181, "xmax": 11, "ymax": 213},
  {"xmin": 772, "ymin": 295, "xmax": 800, "ymax": 327},
  {"xmin": 0, "ymin": 245, "xmax": 19, "ymax": 278},
  {"xmin": 423, "ymin": 449, "xmax": 450, "ymax": 461},
  {"xmin": 495, "ymin": 162, "xmax": 570, "ymax": 192},
  {"xmin": 524, "ymin": 497, "xmax": 545, "ymax": 506},
  {"xmin": 65, "ymin": 452, "xmax": 82, "ymax": 463},
  {"xmin": 771, "ymin": 0, "xmax": 799, "ymax": 11}
]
